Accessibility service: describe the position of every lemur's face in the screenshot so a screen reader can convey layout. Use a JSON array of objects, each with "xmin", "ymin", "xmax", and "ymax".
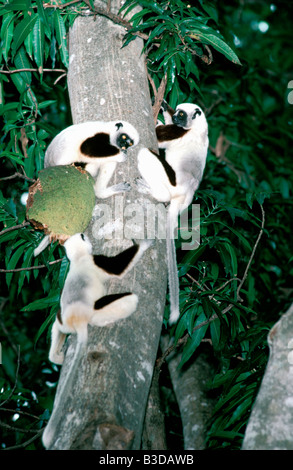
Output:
[
  {"xmin": 113, "ymin": 121, "xmax": 139, "ymax": 151},
  {"xmin": 116, "ymin": 133, "xmax": 134, "ymax": 151},
  {"xmin": 172, "ymin": 104, "xmax": 203, "ymax": 129}
]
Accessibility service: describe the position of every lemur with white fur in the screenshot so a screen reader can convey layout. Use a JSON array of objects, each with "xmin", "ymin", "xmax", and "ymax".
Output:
[
  {"xmin": 42, "ymin": 233, "xmax": 151, "ymax": 449},
  {"xmin": 34, "ymin": 120, "xmax": 139, "ymax": 257},
  {"xmin": 44, "ymin": 120, "xmax": 139, "ymax": 199},
  {"xmin": 137, "ymin": 101, "xmax": 209, "ymax": 324}
]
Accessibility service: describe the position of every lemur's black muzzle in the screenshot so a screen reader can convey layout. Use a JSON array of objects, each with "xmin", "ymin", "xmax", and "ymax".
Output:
[{"xmin": 117, "ymin": 134, "xmax": 134, "ymax": 150}]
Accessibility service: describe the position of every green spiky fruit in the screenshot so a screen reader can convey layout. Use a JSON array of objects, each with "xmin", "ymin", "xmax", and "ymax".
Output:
[{"xmin": 26, "ymin": 165, "xmax": 95, "ymax": 241}]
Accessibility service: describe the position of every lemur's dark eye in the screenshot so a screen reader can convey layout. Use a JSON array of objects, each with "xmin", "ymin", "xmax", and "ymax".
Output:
[
  {"xmin": 121, "ymin": 134, "xmax": 127, "ymax": 140},
  {"xmin": 179, "ymin": 111, "xmax": 184, "ymax": 117}
]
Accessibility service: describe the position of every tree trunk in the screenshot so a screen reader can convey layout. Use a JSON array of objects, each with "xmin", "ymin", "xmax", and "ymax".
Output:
[
  {"xmin": 242, "ymin": 303, "xmax": 293, "ymax": 450},
  {"xmin": 45, "ymin": 0, "xmax": 167, "ymax": 450},
  {"xmin": 161, "ymin": 337, "xmax": 216, "ymax": 450}
]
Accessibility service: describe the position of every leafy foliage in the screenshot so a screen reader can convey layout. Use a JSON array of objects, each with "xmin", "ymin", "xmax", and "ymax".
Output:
[
  {"xmin": 120, "ymin": 0, "xmax": 241, "ymax": 107},
  {"xmin": 0, "ymin": 0, "xmax": 292, "ymax": 451},
  {"xmin": 0, "ymin": 0, "xmax": 74, "ymax": 449}
]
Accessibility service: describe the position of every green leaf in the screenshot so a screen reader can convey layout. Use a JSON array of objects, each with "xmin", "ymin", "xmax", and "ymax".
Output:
[
  {"xmin": 134, "ymin": 0, "xmax": 163, "ymax": 15},
  {"xmin": 0, "ymin": 77, "xmax": 3, "ymax": 112},
  {"xmin": 224, "ymin": 242, "xmax": 238, "ymax": 279},
  {"xmin": 202, "ymin": 296, "xmax": 217, "ymax": 319},
  {"xmin": 14, "ymin": 46, "xmax": 32, "ymax": 84},
  {"xmin": 189, "ymin": 30, "xmax": 241, "ymax": 65},
  {"xmin": 119, "ymin": 0, "xmax": 137, "ymax": 15},
  {"xmin": 34, "ymin": 305, "xmax": 58, "ymax": 344},
  {"xmin": 165, "ymin": 55, "xmax": 176, "ymax": 93},
  {"xmin": 126, "ymin": 8, "xmax": 150, "ymax": 28},
  {"xmin": 24, "ymin": 24, "xmax": 33, "ymax": 59},
  {"xmin": 6, "ymin": 242, "xmax": 26, "ymax": 288},
  {"xmin": 0, "ymin": 151, "xmax": 25, "ymax": 166},
  {"xmin": 24, "ymin": 144, "xmax": 36, "ymax": 179},
  {"xmin": 35, "ymin": 0, "xmax": 49, "ymax": 29},
  {"xmin": 10, "ymin": 70, "xmax": 26, "ymax": 93},
  {"xmin": 210, "ymin": 317, "xmax": 221, "ymax": 349},
  {"xmin": 246, "ymin": 192, "xmax": 271, "ymax": 208},
  {"xmin": 58, "ymin": 256, "xmax": 69, "ymax": 289},
  {"xmin": 38, "ymin": 100, "xmax": 57, "ymax": 109},
  {"xmin": 121, "ymin": 32, "xmax": 137, "ymax": 49},
  {"xmin": 144, "ymin": 23, "xmax": 166, "ymax": 47},
  {"xmin": 208, "ymin": 430, "xmax": 244, "ymax": 440},
  {"xmin": 218, "ymin": 241, "xmax": 237, "ymax": 278},
  {"xmin": 32, "ymin": 17, "xmax": 45, "ymax": 72},
  {"xmin": 255, "ymin": 192, "xmax": 270, "ymax": 205},
  {"xmin": 168, "ymin": 79, "xmax": 181, "ymax": 109},
  {"xmin": 32, "ymin": 142, "xmax": 43, "ymax": 173},
  {"xmin": 0, "ymin": 229, "xmax": 19, "ymax": 244},
  {"xmin": 17, "ymin": 245, "xmax": 35, "ymax": 294},
  {"xmin": 22, "ymin": 293, "xmax": 61, "ymax": 312},
  {"xmin": 179, "ymin": 312, "xmax": 209, "ymax": 366},
  {"xmin": 199, "ymin": 2, "xmax": 218, "ymax": 23},
  {"xmin": 227, "ymin": 397, "xmax": 253, "ymax": 427},
  {"xmin": 1, "ymin": 11, "xmax": 15, "ymax": 62},
  {"xmin": 54, "ymin": 10, "xmax": 69, "ymax": 68},
  {"xmin": 11, "ymin": 13, "xmax": 38, "ymax": 56},
  {"xmin": 0, "ymin": 196, "xmax": 17, "ymax": 221},
  {"xmin": 216, "ymin": 221, "xmax": 251, "ymax": 250},
  {"xmin": 1, "ymin": 0, "xmax": 31, "ymax": 11}
]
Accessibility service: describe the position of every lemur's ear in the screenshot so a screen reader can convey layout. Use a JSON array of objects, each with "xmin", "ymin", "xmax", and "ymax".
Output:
[
  {"xmin": 115, "ymin": 122, "xmax": 123, "ymax": 130},
  {"xmin": 192, "ymin": 108, "xmax": 202, "ymax": 119}
]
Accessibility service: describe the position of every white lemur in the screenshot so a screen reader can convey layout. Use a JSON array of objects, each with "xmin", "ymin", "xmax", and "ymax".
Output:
[
  {"xmin": 34, "ymin": 120, "xmax": 139, "ymax": 257},
  {"xmin": 44, "ymin": 120, "xmax": 139, "ymax": 199},
  {"xmin": 42, "ymin": 232, "xmax": 151, "ymax": 449},
  {"xmin": 137, "ymin": 101, "xmax": 209, "ymax": 324}
]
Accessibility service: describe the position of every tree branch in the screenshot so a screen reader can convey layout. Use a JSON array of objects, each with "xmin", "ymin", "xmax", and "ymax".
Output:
[
  {"xmin": 236, "ymin": 204, "xmax": 265, "ymax": 299},
  {"xmin": 0, "ymin": 221, "xmax": 30, "ymax": 237},
  {"xmin": 0, "ymin": 420, "xmax": 41, "ymax": 434},
  {"xmin": 151, "ymin": 73, "xmax": 167, "ymax": 124},
  {"xmin": 0, "ymin": 408, "xmax": 43, "ymax": 421},
  {"xmin": 43, "ymin": 0, "xmax": 149, "ymax": 39},
  {"xmin": 0, "ymin": 172, "xmax": 35, "ymax": 183},
  {"xmin": 0, "ymin": 68, "xmax": 66, "ymax": 75},
  {"xmin": 1, "ymin": 429, "xmax": 44, "ymax": 451},
  {"xmin": 0, "ymin": 259, "xmax": 63, "ymax": 273}
]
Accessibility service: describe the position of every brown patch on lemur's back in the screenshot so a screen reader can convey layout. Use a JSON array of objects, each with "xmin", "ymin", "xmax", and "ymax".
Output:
[
  {"xmin": 156, "ymin": 124, "xmax": 189, "ymax": 143},
  {"xmin": 93, "ymin": 244, "xmax": 139, "ymax": 276},
  {"xmin": 149, "ymin": 149, "xmax": 176, "ymax": 187},
  {"xmin": 94, "ymin": 293, "xmax": 132, "ymax": 310},
  {"xmin": 80, "ymin": 133, "xmax": 120, "ymax": 157}
]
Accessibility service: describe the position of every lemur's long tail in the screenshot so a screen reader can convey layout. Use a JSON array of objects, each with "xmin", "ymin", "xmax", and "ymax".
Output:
[{"xmin": 167, "ymin": 203, "xmax": 180, "ymax": 324}]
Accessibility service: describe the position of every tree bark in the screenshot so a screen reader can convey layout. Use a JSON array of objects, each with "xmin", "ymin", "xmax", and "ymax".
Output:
[
  {"xmin": 161, "ymin": 337, "xmax": 216, "ymax": 450},
  {"xmin": 141, "ymin": 363, "xmax": 167, "ymax": 450},
  {"xmin": 45, "ymin": 0, "xmax": 167, "ymax": 450},
  {"xmin": 242, "ymin": 303, "xmax": 293, "ymax": 450}
]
